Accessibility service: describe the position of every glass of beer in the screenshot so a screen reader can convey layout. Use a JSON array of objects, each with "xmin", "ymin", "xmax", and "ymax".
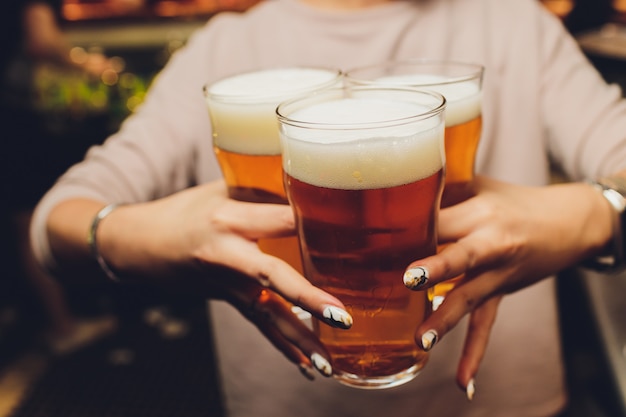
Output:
[
  {"xmin": 203, "ymin": 67, "xmax": 342, "ymax": 272},
  {"xmin": 346, "ymin": 60, "xmax": 483, "ymax": 304},
  {"xmin": 277, "ymin": 86, "xmax": 446, "ymax": 389}
]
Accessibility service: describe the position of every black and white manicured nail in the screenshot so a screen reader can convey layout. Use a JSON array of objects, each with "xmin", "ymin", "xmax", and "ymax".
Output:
[
  {"xmin": 322, "ymin": 305, "xmax": 353, "ymax": 329},
  {"xmin": 403, "ymin": 266, "xmax": 429, "ymax": 290},
  {"xmin": 466, "ymin": 378, "xmax": 476, "ymax": 401},
  {"xmin": 421, "ymin": 329, "xmax": 438, "ymax": 351},
  {"xmin": 310, "ymin": 352, "xmax": 332, "ymax": 377}
]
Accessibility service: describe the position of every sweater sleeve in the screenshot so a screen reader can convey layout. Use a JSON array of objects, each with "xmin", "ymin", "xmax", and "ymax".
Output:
[
  {"xmin": 536, "ymin": 4, "xmax": 626, "ymax": 180},
  {"xmin": 30, "ymin": 20, "xmax": 224, "ymax": 272}
]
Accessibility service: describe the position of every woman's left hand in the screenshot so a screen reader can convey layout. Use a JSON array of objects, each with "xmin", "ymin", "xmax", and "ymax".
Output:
[{"xmin": 402, "ymin": 175, "xmax": 614, "ymax": 397}]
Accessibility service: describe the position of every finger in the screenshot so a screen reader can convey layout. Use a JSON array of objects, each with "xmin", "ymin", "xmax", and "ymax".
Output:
[
  {"xmin": 403, "ymin": 232, "xmax": 503, "ymax": 291},
  {"xmin": 414, "ymin": 272, "xmax": 497, "ymax": 349},
  {"xmin": 218, "ymin": 199, "xmax": 297, "ymax": 240},
  {"xmin": 225, "ymin": 279, "xmax": 333, "ymax": 379},
  {"xmin": 210, "ymin": 239, "xmax": 353, "ymax": 330},
  {"xmin": 456, "ymin": 296, "xmax": 501, "ymax": 400},
  {"xmin": 251, "ymin": 289, "xmax": 333, "ymax": 378},
  {"xmin": 437, "ymin": 202, "xmax": 479, "ymax": 242},
  {"xmin": 436, "ymin": 184, "xmax": 501, "ymax": 244}
]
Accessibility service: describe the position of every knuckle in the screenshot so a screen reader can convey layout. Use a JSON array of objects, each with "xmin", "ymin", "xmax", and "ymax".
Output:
[
  {"xmin": 208, "ymin": 208, "xmax": 231, "ymax": 232},
  {"xmin": 455, "ymin": 240, "xmax": 480, "ymax": 269},
  {"xmin": 502, "ymin": 233, "xmax": 525, "ymax": 258},
  {"xmin": 276, "ymin": 207, "xmax": 296, "ymax": 229},
  {"xmin": 470, "ymin": 197, "xmax": 499, "ymax": 222},
  {"xmin": 447, "ymin": 287, "xmax": 479, "ymax": 313},
  {"xmin": 435, "ymin": 255, "xmax": 455, "ymax": 278},
  {"xmin": 257, "ymin": 257, "xmax": 282, "ymax": 286}
]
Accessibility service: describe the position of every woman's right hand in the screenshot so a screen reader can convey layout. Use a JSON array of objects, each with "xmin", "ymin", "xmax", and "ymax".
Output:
[
  {"xmin": 45, "ymin": 180, "xmax": 352, "ymax": 378},
  {"xmin": 208, "ymin": 268, "xmax": 337, "ymax": 380}
]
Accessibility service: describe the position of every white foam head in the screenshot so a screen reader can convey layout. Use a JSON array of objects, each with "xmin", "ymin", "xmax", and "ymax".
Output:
[
  {"xmin": 205, "ymin": 67, "xmax": 342, "ymax": 155},
  {"xmin": 280, "ymin": 96, "xmax": 445, "ymax": 190},
  {"xmin": 375, "ymin": 74, "xmax": 481, "ymax": 127}
]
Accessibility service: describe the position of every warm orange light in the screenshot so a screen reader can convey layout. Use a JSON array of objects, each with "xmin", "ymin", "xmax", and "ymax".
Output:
[
  {"xmin": 62, "ymin": 0, "xmax": 261, "ymax": 21},
  {"xmin": 540, "ymin": 0, "xmax": 574, "ymax": 18},
  {"xmin": 615, "ymin": 0, "xmax": 626, "ymax": 13}
]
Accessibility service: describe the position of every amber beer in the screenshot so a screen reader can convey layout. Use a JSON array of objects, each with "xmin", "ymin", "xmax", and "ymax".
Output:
[
  {"xmin": 203, "ymin": 67, "xmax": 342, "ymax": 272},
  {"xmin": 436, "ymin": 83, "xmax": 482, "ymax": 207},
  {"xmin": 278, "ymin": 87, "xmax": 446, "ymax": 389},
  {"xmin": 346, "ymin": 61, "xmax": 484, "ymax": 302}
]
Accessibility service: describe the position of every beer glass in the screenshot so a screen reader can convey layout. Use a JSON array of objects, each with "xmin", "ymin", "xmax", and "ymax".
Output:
[
  {"xmin": 204, "ymin": 67, "xmax": 342, "ymax": 272},
  {"xmin": 277, "ymin": 86, "xmax": 446, "ymax": 389},
  {"xmin": 346, "ymin": 60, "xmax": 483, "ymax": 303}
]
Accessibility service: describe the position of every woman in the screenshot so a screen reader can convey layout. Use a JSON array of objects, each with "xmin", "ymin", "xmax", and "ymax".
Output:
[{"xmin": 30, "ymin": 0, "xmax": 626, "ymax": 415}]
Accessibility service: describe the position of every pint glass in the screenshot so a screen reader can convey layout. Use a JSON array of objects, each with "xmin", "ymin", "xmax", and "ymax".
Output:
[
  {"xmin": 277, "ymin": 86, "xmax": 446, "ymax": 389},
  {"xmin": 204, "ymin": 67, "xmax": 342, "ymax": 272},
  {"xmin": 346, "ymin": 61, "xmax": 483, "ymax": 302}
]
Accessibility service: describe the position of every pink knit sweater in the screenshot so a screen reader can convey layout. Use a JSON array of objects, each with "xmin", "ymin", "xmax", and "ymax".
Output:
[{"xmin": 32, "ymin": 0, "xmax": 626, "ymax": 415}]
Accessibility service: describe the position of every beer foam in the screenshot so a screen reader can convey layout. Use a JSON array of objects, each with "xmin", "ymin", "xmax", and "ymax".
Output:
[
  {"xmin": 281, "ymin": 98, "xmax": 444, "ymax": 190},
  {"xmin": 376, "ymin": 74, "xmax": 481, "ymax": 127},
  {"xmin": 206, "ymin": 68, "xmax": 341, "ymax": 155},
  {"xmin": 209, "ymin": 68, "xmax": 341, "ymax": 101}
]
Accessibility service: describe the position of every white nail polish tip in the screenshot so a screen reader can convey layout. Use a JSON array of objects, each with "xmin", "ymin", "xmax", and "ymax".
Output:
[
  {"xmin": 311, "ymin": 353, "xmax": 332, "ymax": 377},
  {"xmin": 403, "ymin": 267, "xmax": 429, "ymax": 289},
  {"xmin": 466, "ymin": 378, "xmax": 476, "ymax": 401},
  {"xmin": 323, "ymin": 305, "xmax": 353, "ymax": 329},
  {"xmin": 421, "ymin": 330, "xmax": 438, "ymax": 351}
]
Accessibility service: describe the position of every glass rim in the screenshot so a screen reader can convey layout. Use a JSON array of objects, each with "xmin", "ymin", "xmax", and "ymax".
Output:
[
  {"xmin": 202, "ymin": 66, "xmax": 343, "ymax": 104},
  {"xmin": 345, "ymin": 59, "xmax": 484, "ymax": 87},
  {"xmin": 276, "ymin": 85, "xmax": 446, "ymax": 131}
]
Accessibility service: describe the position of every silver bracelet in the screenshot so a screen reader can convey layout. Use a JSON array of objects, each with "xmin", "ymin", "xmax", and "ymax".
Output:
[
  {"xmin": 584, "ymin": 179, "xmax": 626, "ymax": 272},
  {"xmin": 87, "ymin": 204, "xmax": 122, "ymax": 282}
]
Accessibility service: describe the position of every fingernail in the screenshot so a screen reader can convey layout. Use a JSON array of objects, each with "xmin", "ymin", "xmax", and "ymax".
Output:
[
  {"xmin": 322, "ymin": 305, "xmax": 353, "ymax": 329},
  {"xmin": 421, "ymin": 329, "xmax": 438, "ymax": 351},
  {"xmin": 404, "ymin": 267, "xmax": 429, "ymax": 290},
  {"xmin": 310, "ymin": 352, "xmax": 332, "ymax": 377},
  {"xmin": 298, "ymin": 363, "xmax": 316, "ymax": 381},
  {"xmin": 466, "ymin": 378, "xmax": 476, "ymax": 401}
]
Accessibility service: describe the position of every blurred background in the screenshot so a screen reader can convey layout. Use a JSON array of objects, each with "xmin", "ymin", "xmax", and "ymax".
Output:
[{"xmin": 0, "ymin": 1, "xmax": 625, "ymax": 416}]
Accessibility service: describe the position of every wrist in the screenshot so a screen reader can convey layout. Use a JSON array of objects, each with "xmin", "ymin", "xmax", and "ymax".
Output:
[
  {"xmin": 583, "ymin": 177, "xmax": 626, "ymax": 272},
  {"xmin": 89, "ymin": 204, "xmax": 124, "ymax": 282},
  {"xmin": 94, "ymin": 202, "xmax": 186, "ymax": 281}
]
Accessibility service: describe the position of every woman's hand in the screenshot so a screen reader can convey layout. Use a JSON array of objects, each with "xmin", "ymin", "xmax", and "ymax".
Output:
[
  {"xmin": 46, "ymin": 180, "xmax": 352, "ymax": 378},
  {"xmin": 402, "ymin": 175, "xmax": 614, "ymax": 397}
]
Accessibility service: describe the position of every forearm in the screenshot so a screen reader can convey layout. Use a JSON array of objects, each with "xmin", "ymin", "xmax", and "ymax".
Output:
[{"xmin": 45, "ymin": 198, "xmax": 185, "ymax": 283}]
